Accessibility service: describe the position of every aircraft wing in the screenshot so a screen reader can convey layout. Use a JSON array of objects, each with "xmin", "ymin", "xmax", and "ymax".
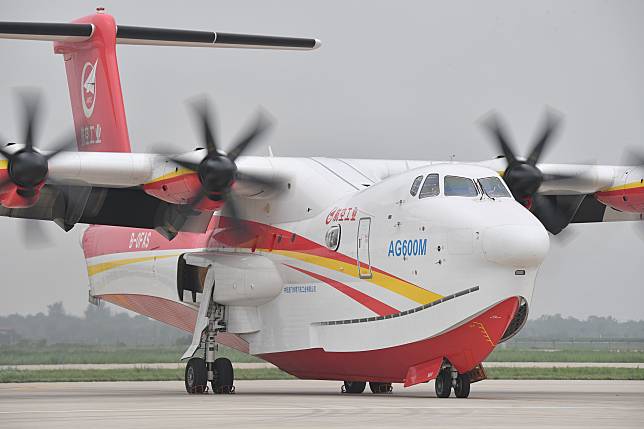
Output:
[
  {"xmin": 0, "ymin": 147, "xmax": 280, "ymax": 239},
  {"xmin": 478, "ymin": 157, "xmax": 644, "ymax": 232}
]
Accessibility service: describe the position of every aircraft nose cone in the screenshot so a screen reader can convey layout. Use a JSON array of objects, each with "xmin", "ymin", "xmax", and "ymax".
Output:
[{"xmin": 482, "ymin": 224, "xmax": 550, "ymax": 267}]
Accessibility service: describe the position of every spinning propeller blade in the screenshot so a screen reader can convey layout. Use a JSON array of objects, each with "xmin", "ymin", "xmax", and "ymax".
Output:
[
  {"xmin": 164, "ymin": 96, "xmax": 287, "ymax": 238},
  {"xmin": 0, "ymin": 89, "xmax": 82, "ymax": 246},
  {"xmin": 482, "ymin": 109, "xmax": 578, "ymax": 235}
]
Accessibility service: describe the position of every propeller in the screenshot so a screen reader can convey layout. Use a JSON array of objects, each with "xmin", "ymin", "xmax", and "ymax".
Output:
[
  {"xmin": 0, "ymin": 89, "xmax": 78, "ymax": 247},
  {"xmin": 163, "ymin": 97, "xmax": 286, "ymax": 239},
  {"xmin": 482, "ymin": 110, "xmax": 582, "ymax": 235}
]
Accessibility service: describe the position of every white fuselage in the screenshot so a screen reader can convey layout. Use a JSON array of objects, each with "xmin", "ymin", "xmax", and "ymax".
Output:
[{"xmin": 85, "ymin": 157, "xmax": 549, "ymax": 367}]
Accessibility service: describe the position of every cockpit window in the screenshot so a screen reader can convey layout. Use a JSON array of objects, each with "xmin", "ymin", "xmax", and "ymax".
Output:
[
  {"xmin": 419, "ymin": 174, "xmax": 440, "ymax": 198},
  {"xmin": 410, "ymin": 175, "xmax": 423, "ymax": 196},
  {"xmin": 444, "ymin": 175, "xmax": 478, "ymax": 197},
  {"xmin": 479, "ymin": 176, "xmax": 512, "ymax": 198}
]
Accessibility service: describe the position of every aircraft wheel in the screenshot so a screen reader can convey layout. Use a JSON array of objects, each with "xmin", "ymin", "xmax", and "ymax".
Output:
[
  {"xmin": 369, "ymin": 382, "xmax": 393, "ymax": 394},
  {"xmin": 342, "ymin": 381, "xmax": 366, "ymax": 394},
  {"xmin": 453, "ymin": 373, "xmax": 470, "ymax": 398},
  {"xmin": 185, "ymin": 357, "xmax": 208, "ymax": 394},
  {"xmin": 212, "ymin": 357, "xmax": 235, "ymax": 394},
  {"xmin": 434, "ymin": 369, "xmax": 452, "ymax": 398}
]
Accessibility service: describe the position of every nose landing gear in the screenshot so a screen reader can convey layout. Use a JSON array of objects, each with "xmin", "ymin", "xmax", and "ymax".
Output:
[
  {"xmin": 435, "ymin": 365, "xmax": 471, "ymax": 398},
  {"xmin": 453, "ymin": 373, "xmax": 471, "ymax": 398}
]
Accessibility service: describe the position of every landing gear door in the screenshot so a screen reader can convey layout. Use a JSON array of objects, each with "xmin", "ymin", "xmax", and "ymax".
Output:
[{"xmin": 357, "ymin": 217, "xmax": 372, "ymax": 279}]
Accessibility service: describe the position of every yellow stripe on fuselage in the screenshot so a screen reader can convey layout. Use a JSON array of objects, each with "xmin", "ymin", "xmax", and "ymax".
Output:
[
  {"xmin": 0, "ymin": 159, "xmax": 8, "ymax": 169},
  {"xmin": 87, "ymin": 254, "xmax": 177, "ymax": 276}
]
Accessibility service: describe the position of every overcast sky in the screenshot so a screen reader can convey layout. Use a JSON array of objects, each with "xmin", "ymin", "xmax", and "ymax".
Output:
[{"xmin": 0, "ymin": 0, "xmax": 642, "ymax": 320}]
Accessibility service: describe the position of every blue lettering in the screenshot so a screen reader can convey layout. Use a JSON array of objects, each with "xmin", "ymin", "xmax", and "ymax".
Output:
[
  {"xmin": 419, "ymin": 238, "xmax": 427, "ymax": 255},
  {"xmin": 387, "ymin": 238, "xmax": 429, "ymax": 257}
]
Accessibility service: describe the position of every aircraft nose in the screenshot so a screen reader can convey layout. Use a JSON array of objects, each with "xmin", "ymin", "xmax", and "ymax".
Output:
[{"xmin": 482, "ymin": 224, "xmax": 550, "ymax": 267}]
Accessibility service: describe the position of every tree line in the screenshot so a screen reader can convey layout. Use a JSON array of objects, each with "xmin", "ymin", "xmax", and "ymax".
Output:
[{"xmin": 0, "ymin": 302, "xmax": 642, "ymax": 346}]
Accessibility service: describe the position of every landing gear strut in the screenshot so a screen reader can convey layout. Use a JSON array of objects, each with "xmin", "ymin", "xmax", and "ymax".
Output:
[{"xmin": 184, "ymin": 291, "xmax": 235, "ymax": 394}]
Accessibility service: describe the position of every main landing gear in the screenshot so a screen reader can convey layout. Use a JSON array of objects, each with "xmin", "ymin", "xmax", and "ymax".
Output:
[
  {"xmin": 184, "ymin": 302, "xmax": 235, "ymax": 395},
  {"xmin": 435, "ymin": 366, "xmax": 470, "ymax": 398},
  {"xmin": 341, "ymin": 381, "xmax": 393, "ymax": 394}
]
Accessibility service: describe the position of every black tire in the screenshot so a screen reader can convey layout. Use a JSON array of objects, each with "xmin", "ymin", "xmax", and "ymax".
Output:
[
  {"xmin": 435, "ymin": 369, "xmax": 452, "ymax": 398},
  {"xmin": 453, "ymin": 373, "xmax": 470, "ymax": 398},
  {"xmin": 212, "ymin": 357, "xmax": 234, "ymax": 394},
  {"xmin": 369, "ymin": 382, "xmax": 392, "ymax": 394},
  {"xmin": 185, "ymin": 357, "xmax": 208, "ymax": 394},
  {"xmin": 343, "ymin": 381, "xmax": 366, "ymax": 394}
]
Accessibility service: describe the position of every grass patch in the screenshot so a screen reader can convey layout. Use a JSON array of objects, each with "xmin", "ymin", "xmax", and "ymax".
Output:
[
  {"xmin": 0, "ymin": 344, "xmax": 263, "ymax": 365},
  {"xmin": 0, "ymin": 367, "xmax": 294, "ymax": 383},
  {"xmin": 487, "ymin": 349, "xmax": 644, "ymax": 363},
  {"xmin": 486, "ymin": 367, "xmax": 644, "ymax": 380},
  {"xmin": 1, "ymin": 367, "xmax": 642, "ymax": 383}
]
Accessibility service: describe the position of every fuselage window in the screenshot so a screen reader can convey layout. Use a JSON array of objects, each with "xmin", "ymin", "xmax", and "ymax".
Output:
[
  {"xmin": 419, "ymin": 173, "xmax": 440, "ymax": 198},
  {"xmin": 479, "ymin": 176, "xmax": 512, "ymax": 198},
  {"xmin": 325, "ymin": 225, "xmax": 341, "ymax": 251},
  {"xmin": 444, "ymin": 175, "xmax": 479, "ymax": 197},
  {"xmin": 410, "ymin": 175, "xmax": 423, "ymax": 196}
]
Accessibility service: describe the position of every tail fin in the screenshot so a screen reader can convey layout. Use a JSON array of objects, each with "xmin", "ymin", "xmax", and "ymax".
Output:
[
  {"xmin": 53, "ymin": 11, "xmax": 131, "ymax": 152},
  {"xmin": 0, "ymin": 9, "xmax": 320, "ymax": 153}
]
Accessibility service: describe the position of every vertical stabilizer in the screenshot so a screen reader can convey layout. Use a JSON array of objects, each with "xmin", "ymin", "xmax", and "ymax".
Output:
[{"xmin": 53, "ymin": 10, "xmax": 131, "ymax": 152}]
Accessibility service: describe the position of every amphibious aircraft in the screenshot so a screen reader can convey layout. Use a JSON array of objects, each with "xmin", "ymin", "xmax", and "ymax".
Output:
[{"xmin": 0, "ymin": 9, "xmax": 642, "ymax": 398}]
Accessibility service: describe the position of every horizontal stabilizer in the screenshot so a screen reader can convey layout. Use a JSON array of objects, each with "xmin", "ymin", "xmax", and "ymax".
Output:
[
  {"xmin": 116, "ymin": 25, "xmax": 320, "ymax": 50},
  {"xmin": 0, "ymin": 21, "xmax": 320, "ymax": 50},
  {"xmin": 0, "ymin": 22, "xmax": 93, "ymax": 42}
]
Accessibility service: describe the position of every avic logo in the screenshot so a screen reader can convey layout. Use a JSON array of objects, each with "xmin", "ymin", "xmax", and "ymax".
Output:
[
  {"xmin": 387, "ymin": 238, "xmax": 428, "ymax": 257},
  {"xmin": 81, "ymin": 59, "xmax": 98, "ymax": 118}
]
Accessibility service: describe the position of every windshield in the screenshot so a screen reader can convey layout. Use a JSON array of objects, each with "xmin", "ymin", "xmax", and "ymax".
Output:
[
  {"xmin": 419, "ymin": 174, "xmax": 440, "ymax": 198},
  {"xmin": 444, "ymin": 175, "xmax": 478, "ymax": 197},
  {"xmin": 479, "ymin": 176, "xmax": 512, "ymax": 198}
]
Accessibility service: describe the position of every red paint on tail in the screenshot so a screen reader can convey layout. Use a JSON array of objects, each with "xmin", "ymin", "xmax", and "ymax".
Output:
[{"xmin": 53, "ymin": 12, "xmax": 131, "ymax": 152}]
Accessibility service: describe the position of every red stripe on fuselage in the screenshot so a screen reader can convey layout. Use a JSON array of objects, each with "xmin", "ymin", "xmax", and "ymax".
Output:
[
  {"xmin": 284, "ymin": 264, "xmax": 399, "ymax": 316},
  {"xmin": 83, "ymin": 216, "xmax": 430, "ymax": 295}
]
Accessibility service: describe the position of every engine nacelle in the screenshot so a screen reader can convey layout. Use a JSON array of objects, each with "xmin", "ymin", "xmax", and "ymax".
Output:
[
  {"xmin": 184, "ymin": 252, "xmax": 283, "ymax": 307},
  {"xmin": 0, "ymin": 183, "xmax": 43, "ymax": 208},
  {"xmin": 595, "ymin": 167, "xmax": 644, "ymax": 213}
]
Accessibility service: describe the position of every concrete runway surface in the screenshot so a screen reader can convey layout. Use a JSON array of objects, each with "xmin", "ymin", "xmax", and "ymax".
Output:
[{"xmin": 1, "ymin": 380, "xmax": 643, "ymax": 429}]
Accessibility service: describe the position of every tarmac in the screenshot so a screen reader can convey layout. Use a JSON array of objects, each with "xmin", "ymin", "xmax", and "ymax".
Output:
[{"xmin": 1, "ymin": 380, "xmax": 643, "ymax": 428}]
